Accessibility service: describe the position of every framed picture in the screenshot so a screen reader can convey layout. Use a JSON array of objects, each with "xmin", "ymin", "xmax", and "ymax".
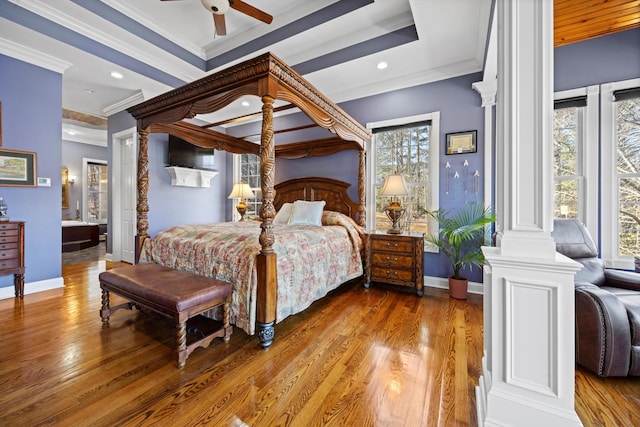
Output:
[
  {"xmin": 0, "ymin": 148, "xmax": 37, "ymax": 187},
  {"xmin": 446, "ymin": 130, "xmax": 477, "ymax": 155}
]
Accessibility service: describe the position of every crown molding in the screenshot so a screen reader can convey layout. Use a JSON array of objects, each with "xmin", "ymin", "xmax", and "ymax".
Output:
[
  {"xmin": 0, "ymin": 37, "xmax": 72, "ymax": 73},
  {"xmin": 103, "ymin": 90, "xmax": 146, "ymax": 117}
]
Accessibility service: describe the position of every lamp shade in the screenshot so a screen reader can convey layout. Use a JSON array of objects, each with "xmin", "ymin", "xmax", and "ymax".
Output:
[
  {"xmin": 380, "ymin": 174, "xmax": 410, "ymax": 197},
  {"xmin": 228, "ymin": 183, "xmax": 255, "ymax": 199}
]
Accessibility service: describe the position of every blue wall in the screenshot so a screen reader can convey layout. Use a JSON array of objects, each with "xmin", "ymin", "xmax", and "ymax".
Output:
[
  {"xmin": 0, "ymin": 55, "xmax": 62, "ymax": 290},
  {"xmin": 61, "ymin": 140, "xmax": 107, "ymax": 220},
  {"xmin": 555, "ymin": 27, "xmax": 640, "ymax": 91}
]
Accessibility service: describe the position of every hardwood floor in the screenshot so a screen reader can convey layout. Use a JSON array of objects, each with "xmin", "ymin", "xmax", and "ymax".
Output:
[{"xmin": 0, "ymin": 259, "xmax": 638, "ymax": 426}]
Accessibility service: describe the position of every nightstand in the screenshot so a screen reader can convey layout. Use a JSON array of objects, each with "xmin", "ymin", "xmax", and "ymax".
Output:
[{"xmin": 365, "ymin": 230, "xmax": 424, "ymax": 296}]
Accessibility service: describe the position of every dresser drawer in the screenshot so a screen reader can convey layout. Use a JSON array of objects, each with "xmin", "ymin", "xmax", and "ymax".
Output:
[
  {"xmin": 0, "ymin": 249, "xmax": 18, "ymax": 260},
  {"xmin": 0, "ymin": 258, "xmax": 20, "ymax": 270},
  {"xmin": 0, "ymin": 222, "xmax": 19, "ymax": 231},
  {"xmin": 371, "ymin": 267, "xmax": 414, "ymax": 283},
  {"xmin": 0, "ymin": 242, "xmax": 18, "ymax": 250},
  {"xmin": 0, "ymin": 229, "xmax": 19, "ymax": 239},
  {"xmin": 372, "ymin": 253, "xmax": 414, "ymax": 269},
  {"xmin": 370, "ymin": 238, "xmax": 414, "ymax": 254}
]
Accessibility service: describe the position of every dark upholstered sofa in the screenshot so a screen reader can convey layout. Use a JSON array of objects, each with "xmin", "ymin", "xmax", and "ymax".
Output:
[{"xmin": 552, "ymin": 218, "xmax": 640, "ymax": 377}]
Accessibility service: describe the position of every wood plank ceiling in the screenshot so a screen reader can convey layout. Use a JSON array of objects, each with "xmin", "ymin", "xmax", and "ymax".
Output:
[{"xmin": 555, "ymin": 0, "xmax": 640, "ymax": 46}]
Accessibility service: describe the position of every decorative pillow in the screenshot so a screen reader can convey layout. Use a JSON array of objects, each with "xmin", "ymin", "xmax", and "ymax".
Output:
[
  {"xmin": 288, "ymin": 200, "xmax": 326, "ymax": 226},
  {"xmin": 273, "ymin": 202, "xmax": 294, "ymax": 225}
]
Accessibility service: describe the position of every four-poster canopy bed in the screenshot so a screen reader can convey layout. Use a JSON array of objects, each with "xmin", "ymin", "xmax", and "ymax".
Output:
[{"xmin": 127, "ymin": 52, "xmax": 371, "ymax": 348}]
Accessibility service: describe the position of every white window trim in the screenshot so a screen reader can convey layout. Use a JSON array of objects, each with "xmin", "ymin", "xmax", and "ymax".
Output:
[
  {"xmin": 601, "ymin": 77, "xmax": 640, "ymax": 270},
  {"xmin": 553, "ymin": 85, "xmax": 599, "ymax": 239},
  {"xmin": 365, "ymin": 111, "xmax": 440, "ymax": 252}
]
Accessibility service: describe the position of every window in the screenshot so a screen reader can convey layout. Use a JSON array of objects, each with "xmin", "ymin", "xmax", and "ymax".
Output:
[
  {"xmin": 233, "ymin": 153, "xmax": 261, "ymax": 219},
  {"xmin": 555, "ymin": 80, "xmax": 638, "ymax": 270},
  {"xmin": 84, "ymin": 159, "xmax": 108, "ymax": 223},
  {"xmin": 553, "ymin": 97, "xmax": 584, "ymax": 220},
  {"xmin": 367, "ymin": 112, "xmax": 440, "ymax": 249},
  {"xmin": 602, "ymin": 80, "xmax": 640, "ymax": 267},
  {"xmin": 553, "ymin": 87, "xmax": 599, "ymax": 238}
]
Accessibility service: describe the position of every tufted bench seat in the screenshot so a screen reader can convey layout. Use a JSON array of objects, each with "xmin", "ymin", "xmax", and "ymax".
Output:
[{"xmin": 99, "ymin": 263, "xmax": 232, "ymax": 368}]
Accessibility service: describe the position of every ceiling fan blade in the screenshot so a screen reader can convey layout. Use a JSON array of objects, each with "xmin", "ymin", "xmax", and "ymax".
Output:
[
  {"xmin": 230, "ymin": 0, "xmax": 273, "ymax": 24},
  {"xmin": 213, "ymin": 13, "xmax": 227, "ymax": 36}
]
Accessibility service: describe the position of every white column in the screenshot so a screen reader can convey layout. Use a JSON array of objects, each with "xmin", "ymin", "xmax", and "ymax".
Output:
[{"xmin": 476, "ymin": 1, "xmax": 583, "ymax": 426}]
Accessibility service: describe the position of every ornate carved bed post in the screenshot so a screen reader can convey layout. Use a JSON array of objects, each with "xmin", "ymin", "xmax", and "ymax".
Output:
[
  {"xmin": 256, "ymin": 95, "xmax": 277, "ymax": 348},
  {"xmin": 136, "ymin": 128, "xmax": 150, "ymax": 262},
  {"xmin": 358, "ymin": 148, "xmax": 366, "ymax": 227}
]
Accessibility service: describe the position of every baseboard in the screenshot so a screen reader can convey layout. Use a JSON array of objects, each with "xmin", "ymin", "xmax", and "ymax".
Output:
[
  {"xmin": 424, "ymin": 275, "xmax": 484, "ymax": 295},
  {"xmin": 0, "ymin": 276, "xmax": 64, "ymax": 300}
]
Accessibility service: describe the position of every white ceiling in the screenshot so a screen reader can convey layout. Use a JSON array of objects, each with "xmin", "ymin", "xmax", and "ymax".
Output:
[{"xmin": 0, "ymin": 0, "xmax": 493, "ymax": 144}]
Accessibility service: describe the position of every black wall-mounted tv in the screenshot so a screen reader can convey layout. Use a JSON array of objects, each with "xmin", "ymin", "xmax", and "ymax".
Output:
[{"xmin": 168, "ymin": 135, "xmax": 216, "ymax": 171}]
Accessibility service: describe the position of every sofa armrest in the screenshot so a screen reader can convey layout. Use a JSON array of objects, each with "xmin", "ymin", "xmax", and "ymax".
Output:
[
  {"xmin": 604, "ymin": 269, "xmax": 640, "ymax": 291},
  {"xmin": 575, "ymin": 283, "xmax": 631, "ymax": 376}
]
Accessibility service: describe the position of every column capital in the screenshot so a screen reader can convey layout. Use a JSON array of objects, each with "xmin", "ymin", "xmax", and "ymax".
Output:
[{"xmin": 473, "ymin": 79, "xmax": 497, "ymax": 107}]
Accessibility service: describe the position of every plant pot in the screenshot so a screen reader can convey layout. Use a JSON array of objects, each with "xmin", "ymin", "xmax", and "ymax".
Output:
[{"xmin": 448, "ymin": 276, "xmax": 468, "ymax": 299}]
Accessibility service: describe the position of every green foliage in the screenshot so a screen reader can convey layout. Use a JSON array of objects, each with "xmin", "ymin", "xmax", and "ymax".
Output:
[{"xmin": 426, "ymin": 203, "xmax": 496, "ymax": 280}]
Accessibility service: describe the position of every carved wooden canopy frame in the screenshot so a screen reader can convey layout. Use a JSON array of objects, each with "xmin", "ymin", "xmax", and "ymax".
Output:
[{"xmin": 127, "ymin": 52, "xmax": 370, "ymax": 348}]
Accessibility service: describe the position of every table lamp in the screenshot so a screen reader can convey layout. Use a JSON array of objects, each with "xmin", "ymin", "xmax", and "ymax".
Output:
[
  {"xmin": 228, "ymin": 182, "xmax": 255, "ymax": 221},
  {"xmin": 380, "ymin": 174, "xmax": 410, "ymax": 234}
]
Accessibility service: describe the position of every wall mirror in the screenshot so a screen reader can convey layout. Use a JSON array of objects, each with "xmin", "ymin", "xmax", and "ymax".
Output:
[{"xmin": 62, "ymin": 168, "xmax": 69, "ymax": 209}]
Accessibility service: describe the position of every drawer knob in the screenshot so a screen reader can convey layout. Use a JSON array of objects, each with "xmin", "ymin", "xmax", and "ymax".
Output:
[
  {"xmin": 385, "ymin": 256, "xmax": 398, "ymax": 264},
  {"xmin": 385, "ymin": 270, "xmax": 398, "ymax": 277},
  {"xmin": 385, "ymin": 242, "xmax": 398, "ymax": 249}
]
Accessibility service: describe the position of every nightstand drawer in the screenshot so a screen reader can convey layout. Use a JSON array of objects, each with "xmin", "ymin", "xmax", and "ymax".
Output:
[
  {"xmin": 372, "ymin": 253, "xmax": 414, "ymax": 269},
  {"xmin": 371, "ymin": 267, "xmax": 414, "ymax": 283},
  {"xmin": 370, "ymin": 238, "xmax": 413, "ymax": 253}
]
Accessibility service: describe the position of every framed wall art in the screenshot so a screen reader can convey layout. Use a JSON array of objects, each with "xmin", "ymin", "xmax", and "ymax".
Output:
[
  {"xmin": 62, "ymin": 168, "xmax": 69, "ymax": 208},
  {"xmin": 446, "ymin": 130, "xmax": 477, "ymax": 155},
  {"xmin": 0, "ymin": 148, "xmax": 37, "ymax": 187}
]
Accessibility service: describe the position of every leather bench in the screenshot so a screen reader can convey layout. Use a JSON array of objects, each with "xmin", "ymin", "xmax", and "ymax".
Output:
[{"xmin": 99, "ymin": 263, "xmax": 232, "ymax": 368}]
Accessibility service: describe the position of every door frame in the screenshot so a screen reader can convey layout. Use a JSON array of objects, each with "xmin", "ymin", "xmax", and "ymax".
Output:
[{"xmin": 110, "ymin": 127, "xmax": 137, "ymax": 262}]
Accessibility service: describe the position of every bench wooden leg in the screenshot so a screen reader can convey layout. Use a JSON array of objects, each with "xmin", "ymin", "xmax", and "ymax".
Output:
[
  {"xmin": 177, "ymin": 321, "xmax": 187, "ymax": 369},
  {"xmin": 223, "ymin": 299, "xmax": 231, "ymax": 342},
  {"xmin": 100, "ymin": 289, "xmax": 111, "ymax": 323}
]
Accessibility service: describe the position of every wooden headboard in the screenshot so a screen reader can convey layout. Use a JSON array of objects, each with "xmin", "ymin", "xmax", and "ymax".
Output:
[{"xmin": 273, "ymin": 177, "xmax": 360, "ymax": 222}]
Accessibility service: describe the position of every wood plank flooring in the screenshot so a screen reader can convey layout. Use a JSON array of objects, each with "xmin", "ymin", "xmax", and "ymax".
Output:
[{"xmin": 0, "ymin": 258, "xmax": 638, "ymax": 426}]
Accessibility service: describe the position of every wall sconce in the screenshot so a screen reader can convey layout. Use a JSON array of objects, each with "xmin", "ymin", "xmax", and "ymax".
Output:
[{"xmin": 69, "ymin": 175, "xmax": 77, "ymax": 184}]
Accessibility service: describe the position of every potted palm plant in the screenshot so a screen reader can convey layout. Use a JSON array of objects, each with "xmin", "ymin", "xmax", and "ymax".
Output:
[{"xmin": 426, "ymin": 203, "xmax": 496, "ymax": 299}]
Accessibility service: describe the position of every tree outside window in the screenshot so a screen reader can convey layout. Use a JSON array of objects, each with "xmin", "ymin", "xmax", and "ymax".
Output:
[{"xmin": 615, "ymin": 96, "xmax": 640, "ymax": 256}]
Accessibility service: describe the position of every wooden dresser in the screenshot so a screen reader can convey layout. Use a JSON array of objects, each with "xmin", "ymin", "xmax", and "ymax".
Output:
[
  {"xmin": 0, "ymin": 221, "xmax": 25, "ymax": 298},
  {"xmin": 365, "ymin": 230, "xmax": 424, "ymax": 296}
]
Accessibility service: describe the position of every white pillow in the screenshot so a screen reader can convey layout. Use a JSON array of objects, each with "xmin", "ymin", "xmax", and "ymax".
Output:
[
  {"xmin": 273, "ymin": 202, "xmax": 294, "ymax": 224},
  {"xmin": 288, "ymin": 200, "xmax": 326, "ymax": 226}
]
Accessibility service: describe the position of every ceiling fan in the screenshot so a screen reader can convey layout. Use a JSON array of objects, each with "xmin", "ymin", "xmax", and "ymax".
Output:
[{"xmin": 161, "ymin": 0, "xmax": 273, "ymax": 36}]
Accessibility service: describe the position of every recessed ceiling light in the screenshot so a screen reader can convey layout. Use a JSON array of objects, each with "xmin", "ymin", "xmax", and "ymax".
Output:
[
  {"xmin": 83, "ymin": 88, "xmax": 94, "ymax": 94},
  {"xmin": 66, "ymin": 130, "xmax": 77, "ymax": 135},
  {"xmin": 110, "ymin": 71, "xmax": 123, "ymax": 79},
  {"xmin": 241, "ymin": 101, "xmax": 250, "ymax": 107},
  {"xmin": 377, "ymin": 61, "xmax": 388, "ymax": 70}
]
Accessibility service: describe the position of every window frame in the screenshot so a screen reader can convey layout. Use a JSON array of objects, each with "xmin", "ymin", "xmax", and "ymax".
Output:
[
  {"xmin": 601, "ymin": 77, "xmax": 640, "ymax": 270},
  {"xmin": 366, "ymin": 112, "xmax": 440, "ymax": 252}
]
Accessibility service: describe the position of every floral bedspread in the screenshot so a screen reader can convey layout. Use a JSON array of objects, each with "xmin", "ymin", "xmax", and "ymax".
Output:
[{"xmin": 139, "ymin": 211, "xmax": 364, "ymax": 335}]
